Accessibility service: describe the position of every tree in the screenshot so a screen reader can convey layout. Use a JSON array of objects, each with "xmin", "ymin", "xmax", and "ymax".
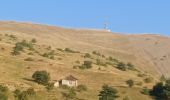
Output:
[
  {"xmin": 32, "ymin": 70, "xmax": 50, "ymax": 85},
  {"xmin": 98, "ymin": 84, "xmax": 119, "ymax": 100},
  {"xmin": 126, "ymin": 79, "xmax": 134, "ymax": 88},
  {"xmin": 150, "ymin": 82, "xmax": 166, "ymax": 100}
]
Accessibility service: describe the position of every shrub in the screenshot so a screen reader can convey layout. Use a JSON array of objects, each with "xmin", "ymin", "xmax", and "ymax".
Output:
[
  {"xmin": 79, "ymin": 61, "xmax": 93, "ymax": 69},
  {"xmin": 144, "ymin": 77, "xmax": 153, "ymax": 83},
  {"xmin": 14, "ymin": 88, "xmax": 36, "ymax": 100},
  {"xmin": 84, "ymin": 53, "xmax": 91, "ymax": 58},
  {"xmin": 96, "ymin": 59, "xmax": 107, "ymax": 67},
  {"xmin": 12, "ymin": 40, "xmax": 35, "ymax": 55},
  {"xmin": 42, "ymin": 50, "xmax": 55, "ymax": 59},
  {"xmin": 0, "ymin": 85, "xmax": 8, "ymax": 100},
  {"xmin": 24, "ymin": 57, "xmax": 34, "ymax": 61},
  {"xmin": 12, "ymin": 42, "xmax": 24, "ymax": 55},
  {"xmin": 127, "ymin": 62, "xmax": 135, "ymax": 70},
  {"xmin": 62, "ymin": 88, "xmax": 76, "ymax": 99},
  {"xmin": 46, "ymin": 83, "xmax": 54, "ymax": 91},
  {"xmin": 9, "ymin": 35, "xmax": 17, "ymax": 41},
  {"xmin": 32, "ymin": 70, "xmax": 50, "ymax": 85},
  {"xmin": 160, "ymin": 75, "xmax": 166, "ymax": 82},
  {"xmin": 31, "ymin": 38, "xmax": 37, "ymax": 43},
  {"xmin": 126, "ymin": 79, "xmax": 134, "ymax": 88},
  {"xmin": 108, "ymin": 57, "xmax": 119, "ymax": 63},
  {"xmin": 117, "ymin": 62, "xmax": 127, "ymax": 71},
  {"xmin": 141, "ymin": 87, "xmax": 150, "ymax": 95},
  {"xmin": 64, "ymin": 48, "xmax": 79, "ymax": 53},
  {"xmin": 92, "ymin": 51, "xmax": 101, "ymax": 56},
  {"xmin": 77, "ymin": 84, "xmax": 87, "ymax": 92},
  {"xmin": 98, "ymin": 84, "xmax": 119, "ymax": 100}
]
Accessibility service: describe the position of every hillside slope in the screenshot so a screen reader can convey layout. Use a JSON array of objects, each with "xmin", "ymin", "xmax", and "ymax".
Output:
[
  {"xmin": 0, "ymin": 21, "xmax": 169, "ymax": 77},
  {"xmin": 0, "ymin": 21, "xmax": 169, "ymax": 100}
]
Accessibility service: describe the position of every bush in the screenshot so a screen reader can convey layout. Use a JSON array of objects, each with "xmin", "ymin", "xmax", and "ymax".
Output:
[
  {"xmin": 14, "ymin": 88, "xmax": 36, "ymax": 100},
  {"xmin": 42, "ymin": 50, "xmax": 55, "ymax": 59},
  {"xmin": 92, "ymin": 51, "xmax": 101, "ymax": 56},
  {"xmin": 62, "ymin": 88, "xmax": 76, "ymax": 99},
  {"xmin": 12, "ymin": 40, "xmax": 35, "ymax": 55},
  {"xmin": 31, "ymin": 38, "xmax": 37, "ymax": 43},
  {"xmin": 32, "ymin": 70, "xmax": 50, "ymax": 85},
  {"xmin": 160, "ymin": 75, "xmax": 166, "ymax": 82},
  {"xmin": 117, "ymin": 62, "xmax": 127, "ymax": 71},
  {"xmin": 126, "ymin": 79, "xmax": 134, "ymax": 88},
  {"xmin": 0, "ymin": 85, "xmax": 8, "ymax": 100},
  {"xmin": 77, "ymin": 84, "xmax": 87, "ymax": 92},
  {"xmin": 64, "ymin": 48, "xmax": 79, "ymax": 53},
  {"xmin": 141, "ymin": 87, "xmax": 150, "ymax": 95},
  {"xmin": 108, "ymin": 57, "xmax": 119, "ymax": 63},
  {"xmin": 144, "ymin": 77, "xmax": 153, "ymax": 83},
  {"xmin": 24, "ymin": 57, "xmax": 34, "ymax": 61},
  {"xmin": 79, "ymin": 61, "xmax": 93, "ymax": 69},
  {"xmin": 127, "ymin": 62, "xmax": 135, "ymax": 70},
  {"xmin": 46, "ymin": 83, "xmax": 54, "ymax": 91},
  {"xmin": 98, "ymin": 84, "xmax": 119, "ymax": 100},
  {"xmin": 84, "ymin": 53, "xmax": 91, "ymax": 58},
  {"xmin": 96, "ymin": 59, "xmax": 107, "ymax": 67}
]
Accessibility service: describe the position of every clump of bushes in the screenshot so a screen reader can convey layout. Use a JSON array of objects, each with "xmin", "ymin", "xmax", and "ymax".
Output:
[
  {"xmin": 98, "ymin": 84, "xmax": 119, "ymax": 100},
  {"xmin": 141, "ymin": 87, "xmax": 150, "ymax": 95},
  {"xmin": 0, "ymin": 85, "xmax": 9, "ymax": 100},
  {"xmin": 24, "ymin": 57, "xmax": 34, "ymax": 61},
  {"xmin": 79, "ymin": 61, "xmax": 93, "ymax": 69},
  {"xmin": 62, "ymin": 88, "xmax": 77, "ymax": 100},
  {"xmin": 12, "ymin": 39, "xmax": 35, "ymax": 55},
  {"xmin": 9, "ymin": 35, "xmax": 17, "ymax": 41},
  {"xmin": 41, "ymin": 50, "xmax": 55, "ymax": 59},
  {"xmin": 107, "ymin": 56, "xmax": 119, "ymax": 63},
  {"xmin": 14, "ymin": 88, "xmax": 36, "ymax": 100},
  {"xmin": 92, "ymin": 51, "xmax": 101, "ymax": 56},
  {"xmin": 126, "ymin": 79, "xmax": 134, "ymax": 88},
  {"xmin": 96, "ymin": 59, "xmax": 107, "ymax": 67},
  {"xmin": 84, "ymin": 53, "xmax": 91, "ymax": 58},
  {"xmin": 117, "ymin": 62, "xmax": 127, "ymax": 71},
  {"xmin": 46, "ymin": 82, "xmax": 54, "ymax": 91},
  {"xmin": 64, "ymin": 48, "xmax": 80, "ymax": 53}
]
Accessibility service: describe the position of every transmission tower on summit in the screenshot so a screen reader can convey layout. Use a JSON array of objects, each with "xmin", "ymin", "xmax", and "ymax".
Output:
[{"xmin": 104, "ymin": 22, "xmax": 111, "ymax": 32}]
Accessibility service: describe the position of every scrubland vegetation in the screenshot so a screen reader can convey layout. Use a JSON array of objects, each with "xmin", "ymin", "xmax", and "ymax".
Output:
[{"xmin": 0, "ymin": 33, "xmax": 162, "ymax": 100}]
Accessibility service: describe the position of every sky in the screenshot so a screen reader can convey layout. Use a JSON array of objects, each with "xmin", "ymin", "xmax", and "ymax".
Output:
[{"xmin": 0, "ymin": 0, "xmax": 169, "ymax": 36}]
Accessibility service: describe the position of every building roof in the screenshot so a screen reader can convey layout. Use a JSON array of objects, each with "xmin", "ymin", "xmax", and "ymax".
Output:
[{"xmin": 64, "ymin": 75, "xmax": 78, "ymax": 81}]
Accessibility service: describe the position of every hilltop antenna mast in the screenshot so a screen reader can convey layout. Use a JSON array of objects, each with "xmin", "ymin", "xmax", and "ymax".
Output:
[
  {"xmin": 104, "ymin": 22, "xmax": 111, "ymax": 32},
  {"xmin": 104, "ymin": 22, "xmax": 108, "ymax": 30}
]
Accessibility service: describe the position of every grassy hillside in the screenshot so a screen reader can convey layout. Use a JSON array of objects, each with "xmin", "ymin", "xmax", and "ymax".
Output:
[{"xmin": 0, "ymin": 21, "xmax": 169, "ymax": 100}]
